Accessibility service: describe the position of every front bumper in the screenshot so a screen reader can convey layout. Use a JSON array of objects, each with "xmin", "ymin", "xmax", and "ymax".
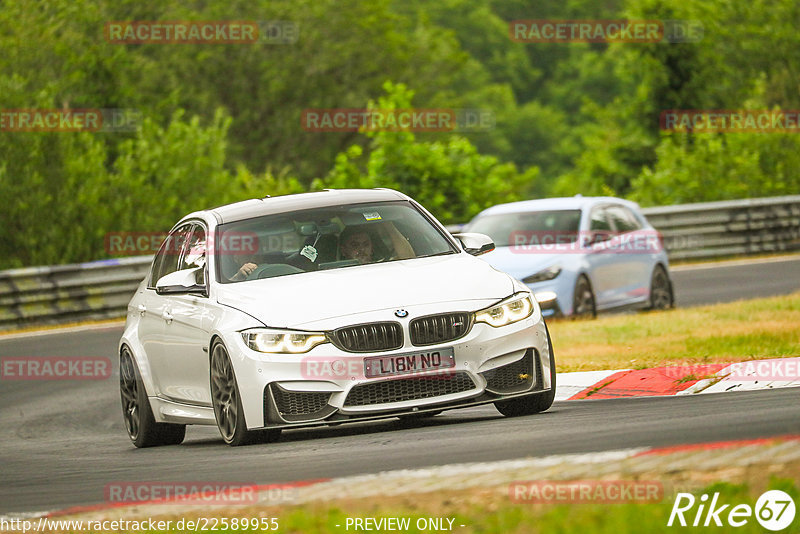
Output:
[{"xmin": 230, "ymin": 313, "xmax": 552, "ymax": 430}]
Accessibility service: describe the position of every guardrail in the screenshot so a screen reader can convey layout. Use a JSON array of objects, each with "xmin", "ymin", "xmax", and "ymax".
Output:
[
  {"xmin": 640, "ymin": 195, "xmax": 800, "ymax": 260},
  {"xmin": 0, "ymin": 256, "xmax": 151, "ymax": 331},
  {"xmin": 1, "ymin": 195, "xmax": 799, "ymax": 331}
]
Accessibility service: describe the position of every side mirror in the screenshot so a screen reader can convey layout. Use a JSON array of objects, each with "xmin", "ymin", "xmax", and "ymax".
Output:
[
  {"xmin": 453, "ymin": 232, "xmax": 495, "ymax": 256},
  {"xmin": 156, "ymin": 268, "xmax": 206, "ymax": 295},
  {"xmin": 585, "ymin": 230, "xmax": 613, "ymax": 247}
]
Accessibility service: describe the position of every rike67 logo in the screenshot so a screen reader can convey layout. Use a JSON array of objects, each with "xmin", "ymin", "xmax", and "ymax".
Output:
[{"xmin": 668, "ymin": 490, "xmax": 796, "ymax": 531}]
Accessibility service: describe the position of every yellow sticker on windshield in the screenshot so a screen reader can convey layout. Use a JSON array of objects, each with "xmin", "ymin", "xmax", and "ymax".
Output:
[{"xmin": 363, "ymin": 212, "xmax": 382, "ymax": 221}]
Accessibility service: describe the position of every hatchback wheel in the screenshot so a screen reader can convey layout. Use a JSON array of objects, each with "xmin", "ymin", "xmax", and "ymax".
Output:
[
  {"xmin": 120, "ymin": 347, "xmax": 185, "ymax": 448},
  {"xmin": 648, "ymin": 265, "xmax": 673, "ymax": 310},
  {"xmin": 572, "ymin": 275, "xmax": 596, "ymax": 318},
  {"xmin": 210, "ymin": 341, "xmax": 281, "ymax": 446}
]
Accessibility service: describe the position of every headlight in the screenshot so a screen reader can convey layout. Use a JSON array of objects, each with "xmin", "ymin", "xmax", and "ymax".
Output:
[
  {"xmin": 475, "ymin": 293, "xmax": 538, "ymax": 327},
  {"xmin": 241, "ymin": 329, "xmax": 328, "ymax": 354},
  {"xmin": 522, "ymin": 265, "xmax": 561, "ymax": 284}
]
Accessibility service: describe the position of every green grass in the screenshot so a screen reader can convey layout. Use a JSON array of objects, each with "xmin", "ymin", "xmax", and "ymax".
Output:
[
  {"xmin": 114, "ymin": 479, "xmax": 798, "ymax": 534},
  {"xmin": 548, "ymin": 292, "xmax": 800, "ymax": 372},
  {"xmin": 273, "ymin": 479, "xmax": 797, "ymax": 533}
]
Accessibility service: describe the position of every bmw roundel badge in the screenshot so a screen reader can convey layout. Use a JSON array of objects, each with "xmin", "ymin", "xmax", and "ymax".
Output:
[{"xmin": 394, "ymin": 309, "xmax": 409, "ymax": 318}]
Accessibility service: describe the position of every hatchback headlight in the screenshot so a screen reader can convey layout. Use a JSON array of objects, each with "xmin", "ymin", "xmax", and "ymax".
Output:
[
  {"xmin": 522, "ymin": 265, "xmax": 562, "ymax": 284},
  {"xmin": 474, "ymin": 293, "xmax": 538, "ymax": 327},
  {"xmin": 241, "ymin": 329, "xmax": 328, "ymax": 354}
]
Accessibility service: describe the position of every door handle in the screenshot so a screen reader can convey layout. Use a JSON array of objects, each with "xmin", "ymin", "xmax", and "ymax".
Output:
[
  {"xmin": 137, "ymin": 304, "xmax": 146, "ymax": 316},
  {"xmin": 162, "ymin": 311, "xmax": 173, "ymax": 324}
]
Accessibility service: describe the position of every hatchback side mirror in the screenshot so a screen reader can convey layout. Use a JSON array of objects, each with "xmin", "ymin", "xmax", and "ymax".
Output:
[
  {"xmin": 156, "ymin": 268, "xmax": 206, "ymax": 295},
  {"xmin": 453, "ymin": 233, "xmax": 495, "ymax": 256},
  {"xmin": 585, "ymin": 230, "xmax": 613, "ymax": 247}
]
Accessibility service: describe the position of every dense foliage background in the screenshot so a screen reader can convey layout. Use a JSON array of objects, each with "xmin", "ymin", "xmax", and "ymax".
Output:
[{"xmin": 1, "ymin": 0, "xmax": 799, "ymax": 267}]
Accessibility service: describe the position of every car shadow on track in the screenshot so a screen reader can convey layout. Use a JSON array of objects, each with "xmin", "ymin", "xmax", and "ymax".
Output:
[
  {"xmin": 178, "ymin": 407, "xmax": 538, "ymax": 447},
  {"xmin": 182, "ymin": 414, "xmax": 503, "ymax": 447}
]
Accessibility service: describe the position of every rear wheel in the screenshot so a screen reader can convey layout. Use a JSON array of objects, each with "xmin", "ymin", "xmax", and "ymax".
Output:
[
  {"xmin": 572, "ymin": 275, "xmax": 596, "ymax": 318},
  {"xmin": 647, "ymin": 265, "xmax": 673, "ymax": 310},
  {"xmin": 495, "ymin": 324, "xmax": 557, "ymax": 417},
  {"xmin": 120, "ymin": 347, "xmax": 185, "ymax": 448},
  {"xmin": 210, "ymin": 341, "xmax": 281, "ymax": 446}
]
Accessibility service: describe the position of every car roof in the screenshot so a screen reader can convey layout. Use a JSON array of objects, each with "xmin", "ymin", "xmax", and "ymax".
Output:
[
  {"xmin": 473, "ymin": 196, "xmax": 642, "ymax": 218},
  {"xmin": 202, "ymin": 189, "xmax": 411, "ymax": 224}
]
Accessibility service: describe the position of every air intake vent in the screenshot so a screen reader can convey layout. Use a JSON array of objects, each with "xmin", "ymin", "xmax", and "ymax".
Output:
[
  {"xmin": 344, "ymin": 372, "xmax": 476, "ymax": 406},
  {"xmin": 481, "ymin": 349, "xmax": 535, "ymax": 394},
  {"xmin": 269, "ymin": 384, "xmax": 331, "ymax": 416}
]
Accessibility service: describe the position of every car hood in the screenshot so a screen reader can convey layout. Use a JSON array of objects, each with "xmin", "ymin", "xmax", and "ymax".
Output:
[
  {"xmin": 216, "ymin": 253, "xmax": 514, "ymax": 328},
  {"xmin": 478, "ymin": 246, "xmax": 569, "ymax": 281}
]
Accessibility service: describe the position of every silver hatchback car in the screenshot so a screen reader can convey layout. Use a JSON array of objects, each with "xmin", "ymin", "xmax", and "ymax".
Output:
[{"xmin": 465, "ymin": 196, "xmax": 674, "ymax": 318}]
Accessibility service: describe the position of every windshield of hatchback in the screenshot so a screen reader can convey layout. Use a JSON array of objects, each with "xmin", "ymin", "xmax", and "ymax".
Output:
[
  {"xmin": 216, "ymin": 200, "xmax": 457, "ymax": 282},
  {"xmin": 467, "ymin": 209, "xmax": 582, "ymax": 247}
]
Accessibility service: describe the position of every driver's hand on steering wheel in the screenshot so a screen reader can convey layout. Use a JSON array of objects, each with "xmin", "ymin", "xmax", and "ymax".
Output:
[{"xmin": 231, "ymin": 262, "xmax": 257, "ymax": 281}]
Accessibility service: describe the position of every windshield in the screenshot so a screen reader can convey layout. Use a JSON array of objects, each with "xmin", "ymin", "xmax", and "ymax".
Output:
[
  {"xmin": 467, "ymin": 210, "xmax": 582, "ymax": 247},
  {"xmin": 216, "ymin": 200, "xmax": 457, "ymax": 283}
]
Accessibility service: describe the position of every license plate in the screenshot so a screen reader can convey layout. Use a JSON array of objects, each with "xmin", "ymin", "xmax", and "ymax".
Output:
[{"xmin": 364, "ymin": 347, "xmax": 455, "ymax": 378}]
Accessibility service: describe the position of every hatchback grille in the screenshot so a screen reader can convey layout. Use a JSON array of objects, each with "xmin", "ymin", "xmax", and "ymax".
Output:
[
  {"xmin": 344, "ymin": 372, "xmax": 476, "ymax": 407},
  {"xmin": 330, "ymin": 322, "xmax": 403, "ymax": 352},
  {"xmin": 482, "ymin": 349, "xmax": 535, "ymax": 394},
  {"xmin": 409, "ymin": 312, "xmax": 471, "ymax": 346},
  {"xmin": 269, "ymin": 384, "xmax": 331, "ymax": 416}
]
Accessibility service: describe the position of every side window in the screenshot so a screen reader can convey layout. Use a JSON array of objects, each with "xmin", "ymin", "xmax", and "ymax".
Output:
[
  {"xmin": 623, "ymin": 206, "xmax": 645, "ymax": 230},
  {"xmin": 181, "ymin": 224, "xmax": 207, "ymax": 285},
  {"xmin": 149, "ymin": 224, "xmax": 192, "ymax": 287},
  {"xmin": 589, "ymin": 207, "xmax": 612, "ymax": 231},
  {"xmin": 606, "ymin": 205, "xmax": 641, "ymax": 233}
]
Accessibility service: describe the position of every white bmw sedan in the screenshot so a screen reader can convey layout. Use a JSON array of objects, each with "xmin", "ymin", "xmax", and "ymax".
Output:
[{"xmin": 119, "ymin": 189, "xmax": 555, "ymax": 447}]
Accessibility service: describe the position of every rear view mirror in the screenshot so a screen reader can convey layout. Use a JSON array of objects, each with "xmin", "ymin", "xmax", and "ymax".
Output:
[{"xmin": 453, "ymin": 233, "xmax": 495, "ymax": 256}]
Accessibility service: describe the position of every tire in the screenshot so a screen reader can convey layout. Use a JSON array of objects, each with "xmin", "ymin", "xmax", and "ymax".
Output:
[
  {"xmin": 494, "ymin": 323, "xmax": 557, "ymax": 417},
  {"xmin": 572, "ymin": 275, "xmax": 596, "ymax": 319},
  {"xmin": 120, "ymin": 347, "xmax": 186, "ymax": 448},
  {"xmin": 647, "ymin": 265, "xmax": 674, "ymax": 310},
  {"xmin": 210, "ymin": 341, "xmax": 281, "ymax": 446}
]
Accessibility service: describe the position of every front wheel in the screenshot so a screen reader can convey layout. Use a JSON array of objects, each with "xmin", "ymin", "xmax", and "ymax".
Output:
[
  {"xmin": 572, "ymin": 275, "xmax": 596, "ymax": 319},
  {"xmin": 495, "ymin": 324, "xmax": 556, "ymax": 417},
  {"xmin": 647, "ymin": 265, "xmax": 674, "ymax": 310},
  {"xmin": 120, "ymin": 347, "xmax": 185, "ymax": 448},
  {"xmin": 210, "ymin": 341, "xmax": 281, "ymax": 446}
]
